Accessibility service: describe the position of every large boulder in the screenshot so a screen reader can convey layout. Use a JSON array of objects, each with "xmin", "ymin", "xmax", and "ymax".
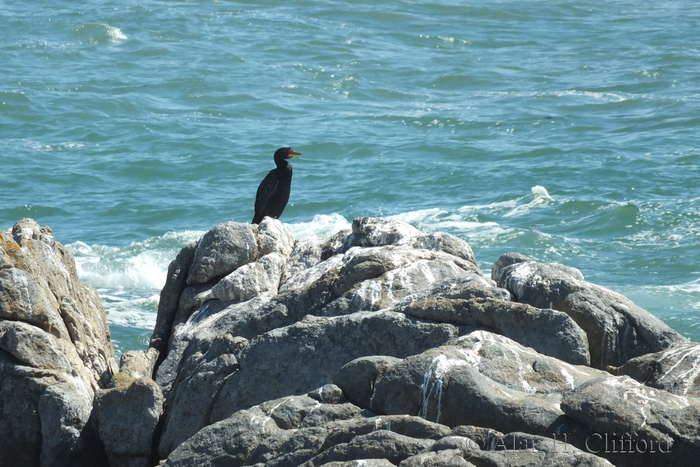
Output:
[
  {"xmin": 619, "ymin": 342, "xmax": 700, "ymax": 397},
  {"xmin": 209, "ymin": 311, "xmax": 462, "ymax": 423},
  {"xmin": 561, "ymin": 375, "xmax": 700, "ymax": 466},
  {"xmin": 94, "ymin": 347, "xmax": 164, "ymax": 467},
  {"xmin": 493, "ymin": 253, "xmax": 687, "ymax": 370},
  {"xmin": 186, "ymin": 221, "xmax": 258, "ymax": 285},
  {"xmin": 0, "ymin": 218, "xmax": 118, "ymax": 467},
  {"xmin": 366, "ymin": 330, "xmax": 604, "ymax": 433}
]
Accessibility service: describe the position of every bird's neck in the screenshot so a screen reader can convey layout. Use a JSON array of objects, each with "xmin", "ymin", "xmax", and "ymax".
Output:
[{"xmin": 276, "ymin": 160, "xmax": 292, "ymax": 170}]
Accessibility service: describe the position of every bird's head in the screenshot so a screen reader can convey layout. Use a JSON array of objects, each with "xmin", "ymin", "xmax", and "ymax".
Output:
[{"xmin": 274, "ymin": 147, "xmax": 302, "ymax": 164}]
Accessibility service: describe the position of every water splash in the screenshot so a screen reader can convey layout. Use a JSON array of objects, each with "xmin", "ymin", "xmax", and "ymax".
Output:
[{"xmin": 285, "ymin": 213, "xmax": 351, "ymax": 239}]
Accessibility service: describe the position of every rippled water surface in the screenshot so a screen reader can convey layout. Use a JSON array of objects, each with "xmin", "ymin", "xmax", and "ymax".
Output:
[{"xmin": 2, "ymin": 0, "xmax": 700, "ymax": 353}]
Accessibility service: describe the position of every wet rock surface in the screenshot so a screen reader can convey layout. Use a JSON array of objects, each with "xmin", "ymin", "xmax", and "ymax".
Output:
[{"xmin": 3, "ymin": 216, "xmax": 698, "ymax": 467}]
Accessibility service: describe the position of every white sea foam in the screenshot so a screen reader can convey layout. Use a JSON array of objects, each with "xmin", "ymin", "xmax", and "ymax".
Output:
[
  {"xmin": 388, "ymin": 208, "xmax": 446, "ymax": 224},
  {"xmin": 69, "ymin": 231, "xmax": 203, "ymax": 290},
  {"xmin": 503, "ymin": 186, "xmax": 554, "ymax": 217},
  {"xmin": 74, "ymin": 247, "xmax": 166, "ymax": 290},
  {"xmin": 483, "ymin": 89, "xmax": 629, "ymax": 103},
  {"xmin": 100, "ymin": 291, "xmax": 159, "ymax": 329},
  {"xmin": 104, "ymin": 24, "xmax": 127, "ymax": 43},
  {"xmin": 389, "ymin": 208, "xmax": 514, "ymax": 241},
  {"xmin": 664, "ymin": 279, "xmax": 700, "ymax": 295},
  {"xmin": 68, "ymin": 231, "xmax": 204, "ymax": 342},
  {"xmin": 285, "ymin": 213, "xmax": 351, "ymax": 239}
]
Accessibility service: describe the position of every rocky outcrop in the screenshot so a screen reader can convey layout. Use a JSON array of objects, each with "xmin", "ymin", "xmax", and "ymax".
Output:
[
  {"xmin": 3, "ymin": 216, "xmax": 697, "ymax": 467},
  {"xmin": 144, "ymin": 216, "xmax": 694, "ymax": 466},
  {"xmin": 0, "ymin": 218, "xmax": 118, "ymax": 467},
  {"xmin": 492, "ymin": 252, "xmax": 686, "ymax": 371},
  {"xmin": 164, "ymin": 387, "xmax": 614, "ymax": 467}
]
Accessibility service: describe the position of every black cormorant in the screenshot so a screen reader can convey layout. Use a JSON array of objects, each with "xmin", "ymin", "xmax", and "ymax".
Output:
[{"xmin": 252, "ymin": 147, "xmax": 302, "ymax": 224}]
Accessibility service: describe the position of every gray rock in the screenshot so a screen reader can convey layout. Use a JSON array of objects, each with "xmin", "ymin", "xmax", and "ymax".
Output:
[
  {"xmin": 333, "ymin": 356, "xmax": 402, "ymax": 409},
  {"xmin": 154, "ymin": 296, "xmax": 263, "ymax": 395},
  {"xmin": 321, "ymin": 414, "xmax": 452, "ymax": 447},
  {"xmin": 0, "ymin": 267, "xmax": 64, "ymax": 338},
  {"xmin": 319, "ymin": 461, "xmax": 397, "ymax": 467},
  {"xmin": 449, "ymin": 331, "xmax": 602, "ymax": 394},
  {"xmin": 372, "ymin": 352, "xmax": 565, "ymax": 435},
  {"xmin": 308, "ymin": 384, "xmax": 347, "ymax": 404},
  {"xmin": 164, "ymin": 403, "xmax": 285, "ymax": 467},
  {"xmin": 146, "ymin": 217, "xmax": 700, "ymax": 467},
  {"xmin": 462, "ymin": 432, "xmax": 615, "ymax": 466},
  {"xmin": 322, "ymin": 248, "xmax": 481, "ymax": 316},
  {"xmin": 491, "ymin": 252, "xmax": 551, "ymax": 285},
  {"xmin": 400, "ymin": 449, "xmax": 474, "ymax": 466},
  {"xmin": 0, "ymin": 219, "xmax": 118, "ymax": 467},
  {"xmin": 300, "ymin": 403, "xmax": 363, "ymax": 428},
  {"xmin": 370, "ymin": 331, "xmax": 604, "ymax": 435},
  {"xmin": 281, "ymin": 236, "xmax": 326, "ymax": 286},
  {"xmin": 619, "ymin": 342, "xmax": 700, "ymax": 396},
  {"xmin": 343, "ymin": 218, "xmax": 479, "ymax": 270},
  {"xmin": 281, "ymin": 229, "xmax": 350, "ymax": 286},
  {"xmin": 150, "ymin": 241, "xmax": 197, "ymax": 356},
  {"xmin": 431, "ymin": 435, "xmax": 481, "ymax": 452},
  {"xmin": 37, "ymin": 379, "xmax": 101, "ymax": 467},
  {"xmin": 561, "ymin": 375, "xmax": 700, "ymax": 466},
  {"xmin": 299, "ymin": 430, "xmax": 435, "ymax": 466},
  {"xmin": 449, "ymin": 425, "xmax": 505, "ymax": 451},
  {"xmin": 344, "ymin": 217, "xmax": 423, "ymax": 249},
  {"xmin": 155, "ymin": 329, "xmax": 243, "ymax": 457},
  {"xmin": 174, "ymin": 281, "xmax": 216, "ymax": 328},
  {"xmin": 0, "ymin": 320, "xmax": 73, "ymax": 373},
  {"xmin": 152, "ymin": 219, "xmax": 296, "ymax": 383},
  {"xmin": 279, "ymin": 242, "xmax": 481, "ymax": 327},
  {"xmin": 197, "ymin": 252, "xmax": 286, "ymax": 305},
  {"xmin": 186, "ymin": 221, "xmax": 258, "ymax": 285},
  {"xmin": 281, "ymin": 243, "xmax": 483, "ymax": 322},
  {"xmin": 119, "ymin": 347, "xmax": 159, "ymax": 380},
  {"xmin": 400, "ymin": 272, "xmax": 510, "ymax": 302},
  {"xmin": 94, "ymin": 372, "xmax": 164, "ymax": 467},
  {"xmin": 165, "ymin": 392, "xmax": 357, "ymax": 466},
  {"xmin": 408, "ymin": 231, "xmax": 478, "ymax": 266},
  {"xmin": 1, "ymin": 219, "xmax": 116, "ymax": 382},
  {"xmin": 164, "ymin": 394, "xmax": 455, "ymax": 467},
  {"xmin": 493, "ymin": 255, "xmax": 687, "ymax": 369},
  {"xmin": 256, "ymin": 217, "xmax": 295, "ymax": 258},
  {"xmin": 210, "ymin": 311, "xmax": 462, "ymax": 423},
  {"xmin": 398, "ymin": 297, "xmax": 590, "ymax": 365}
]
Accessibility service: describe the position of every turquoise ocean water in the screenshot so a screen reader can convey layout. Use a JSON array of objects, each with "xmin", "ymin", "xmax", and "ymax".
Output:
[{"xmin": 2, "ymin": 0, "xmax": 699, "ymax": 355}]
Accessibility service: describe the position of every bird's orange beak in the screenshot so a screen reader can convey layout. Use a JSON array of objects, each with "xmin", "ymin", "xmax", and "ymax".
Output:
[{"xmin": 289, "ymin": 149, "xmax": 302, "ymax": 157}]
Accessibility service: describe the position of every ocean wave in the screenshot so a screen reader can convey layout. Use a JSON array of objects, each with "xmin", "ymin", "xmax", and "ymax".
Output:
[
  {"xmin": 285, "ymin": 213, "xmax": 351, "ymax": 239},
  {"xmin": 74, "ymin": 23, "xmax": 127, "ymax": 45},
  {"xmin": 388, "ymin": 209, "xmax": 513, "ymax": 239},
  {"xmin": 99, "ymin": 290, "xmax": 159, "ymax": 329},
  {"xmin": 664, "ymin": 279, "xmax": 700, "ymax": 296},
  {"xmin": 67, "ymin": 230, "xmax": 204, "ymax": 290},
  {"xmin": 455, "ymin": 185, "xmax": 554, "ymax": 219}
]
